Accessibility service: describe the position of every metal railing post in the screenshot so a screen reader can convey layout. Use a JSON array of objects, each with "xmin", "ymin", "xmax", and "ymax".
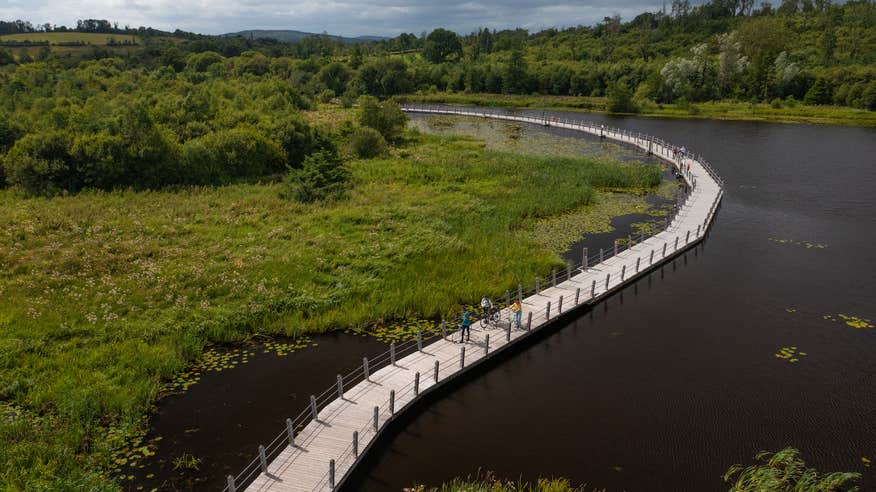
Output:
[
  {"xmin": 373, "ymin": 406, "xmax": 379, "ymax": 431},
  {"xmin": 518, "ymin": 283, "xmax": 523, "ymax": 300},
  {"xmin": 686, "ymin": 230, "xmax": 690, "ymax": 244},
  {"xmin": 417, "ymin": 331, "xmax": 423, "ymax": 352},
  {"xmin": 227, "ymin": 476, "xmax": 237, "ymax": 492},
  {"xmin": 259, "ymin": 445, "xmax": 267, "ymax": 474},
  {"xmin": 390, "ymin": 342, "xmax": 396, "ymax": 366},
  {"xmin": 363, "ymin": 357, "xmax": 370, "ymax": 381},
  {"xmin": 552, "ymin": 269, "xmax": 557, "ymax": 287},
  {"xmin": 636, "ymin": 257, "xmax": 640, "ymax": 273},
  {"xmin": 414, "ymin": 372, "xmax": 420, "ymax": 397},
  {"xmin": 506, "ymin": 320, "xmax": 511, "ymax": 341},
  {"xmin": 434, "ymin": 360, "xmax": 439, "ymax": 383},
  {"xmin": 505, "ymin": 290, "xmax": 510, "ymax": 307},
  {"xmin": 614, "ymin": 240, "xmax": 618, "ymax": 257},
  {"xmin": 484, "ymin": 334, "xmax": 490, "ymax": 355},
  {"xmin": 546, "ymin": 301, "xmax": 551, "ymax": 320},
  {"xmin": 337, "ymin": 375, "xmax": 344, "ymax": 399},
  {"xmin": 663, "ymin": 242, "xmax": 667, "ymax": 257},
  {"xmin": 527, "ymin": 312, "xmax": 532, "ymax": 331},
  {"xmin": 606, "ymin": 273, "xmax": 610, "ymax": 290},
  {"xmin": 353, "ymin": 431, "xmax": 359, "ymax": 457},
  {"xmin": 441, "ymin": 318, "xmax": 447, "ymax": 339},
  {"xmin": 591, "ymin": 280, "xmax": 596, "ymax": 298},
  {"xmin": 286, "ymin": 418, "xmax": 295, "ymax": 447},
  {"xmin": 310, "ymin": 395, "xmax": 318, "ymax": 422},
  {"xmin": 583, "ymin": 247, "xmax": 588, "ymax": 268},
  {"xmin": 535, "ymin": 278, "xmax": 540, "ymax": 294},
  {"xmin": 650, "ymin": 249, "xmax": 654, "ymax": 265},
  {"xmin": 621, "ymin": 265, "xmax": 626, "ymax": 281},
  {"xmin": 558, "ymin": 295, "xmax": 563, "ymax": 313},
  {"xmin": 599, "ymin": 248, "xmax": 604, "ymax": 263},
  {"xmin": 329, "ymin": 459, "xmax": 335, "ymax": 489},
  {"xmin": 575, "ymin": 287, "xmax": 580, "ymax": 305},
  {"xmin": 390, "ymin": 390, "xmax": 395, "ymax": 414},
  {"xmin": 460, "ymin": 346, "xmax": 465, "ymax": 368}
]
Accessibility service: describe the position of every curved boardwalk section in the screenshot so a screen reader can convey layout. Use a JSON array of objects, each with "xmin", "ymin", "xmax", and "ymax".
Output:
[{"xmin": 226, "ymin": 106, "xmax": 724, "ymax": 492}]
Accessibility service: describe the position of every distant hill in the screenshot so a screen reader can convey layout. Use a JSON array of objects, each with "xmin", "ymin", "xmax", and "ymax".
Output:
[{"xmin": 223, "ymin": 29, "xmax": 386, "ymax": 44}]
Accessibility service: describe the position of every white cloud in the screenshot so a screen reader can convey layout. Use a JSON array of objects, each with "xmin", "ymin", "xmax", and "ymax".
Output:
[{"xmin": 1, "ymin": 0, "xmax": 680, "ymax": 37}]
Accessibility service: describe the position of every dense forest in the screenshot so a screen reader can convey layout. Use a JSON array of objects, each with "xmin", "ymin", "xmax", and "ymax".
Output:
[{"xmin": 1, "ymin": 0, "xmax": 875, "ymax": 196}]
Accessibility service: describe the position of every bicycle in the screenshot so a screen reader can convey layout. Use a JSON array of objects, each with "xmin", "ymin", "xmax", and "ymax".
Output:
[{"xmin": 479, "ymin": 307, "xmax": 501, "ymax": 329}]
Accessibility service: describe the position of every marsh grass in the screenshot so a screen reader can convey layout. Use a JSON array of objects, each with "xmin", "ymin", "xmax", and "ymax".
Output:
[{"xmin": 0, "ymin": 131, "xmax": 659, "ymax": 489}]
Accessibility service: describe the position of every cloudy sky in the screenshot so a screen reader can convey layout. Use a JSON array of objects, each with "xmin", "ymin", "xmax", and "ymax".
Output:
[{"xmin": 1, "ymin": 0, "xmax": 687, "ymax": 37}]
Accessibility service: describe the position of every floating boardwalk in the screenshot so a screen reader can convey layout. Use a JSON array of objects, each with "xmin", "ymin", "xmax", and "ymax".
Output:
[{"xmin": 226, "ymin": 105, "xmax": 724, "ymax": 492}]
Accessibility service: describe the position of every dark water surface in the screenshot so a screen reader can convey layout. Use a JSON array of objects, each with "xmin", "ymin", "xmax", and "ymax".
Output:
[{"xmin": 346, "ymin": 111, "xmax": 876, "ymax": 491}]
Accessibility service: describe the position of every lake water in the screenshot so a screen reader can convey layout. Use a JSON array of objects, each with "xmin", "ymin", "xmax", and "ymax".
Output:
[{"xmin": 346, "ymin": 109, "xmax": 876, "ymax": 491}]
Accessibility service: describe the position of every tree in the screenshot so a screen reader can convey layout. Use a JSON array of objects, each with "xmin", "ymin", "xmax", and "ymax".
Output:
[
  {"xmin": 607, "ymin": 79, "xmax": 638, "ymax": 113},
  {"xmin": 502, "ymin": 48, "xmax": 529, "ymax": 94},
  {"xmin": 0, "ymin": 48, "xmax": 14, "ymax": 66},
  {"xmin": 318, "ymin": 62, "xmax": 352, "ymax": 95},
  {"xmin": 280, "ymin": 150, "xmax": 351, "ymax": 202},
  {"xmin": 348, "ymin": 127, "xmax": 387, "ymax": 158},
  {"xmin": 358, "ymin": 96, "xmax": 407, "ymax": 141},
  {"xmin": 804, "ymin": 77, "xmax": 832, "ymax": 105},
  {"xmin": 724, "ymin": 447, "xmax": 859, "ymax": 491},
  {"xmin": 423, "ymin": 28, "xmax": 463, "ymax": 63}
]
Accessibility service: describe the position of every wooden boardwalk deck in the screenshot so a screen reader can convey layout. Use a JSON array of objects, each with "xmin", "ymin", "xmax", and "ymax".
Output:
[{"xmin": 229, "ymin": 106, "xmax": 724, "ymax": 492}]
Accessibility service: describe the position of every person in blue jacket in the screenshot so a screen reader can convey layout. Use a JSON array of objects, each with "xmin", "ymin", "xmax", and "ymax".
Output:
[{"xmin": 459, "ymin": 307, "xmax": 472, "ymax": 343}]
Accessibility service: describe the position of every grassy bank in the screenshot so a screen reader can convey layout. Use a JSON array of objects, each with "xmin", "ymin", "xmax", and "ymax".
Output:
[
  {"xmin": 400, "ymin": 93, "xmax": 876, "ymax": 127},
  {"xmin": 0, "ymin": 130, "xmax": 660, "ymax": 489}
]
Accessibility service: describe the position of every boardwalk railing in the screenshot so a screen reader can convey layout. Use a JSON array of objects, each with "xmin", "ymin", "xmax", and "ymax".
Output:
[{"xmin": 222, "ymin": 104, "xmax": 724, "ymax": 492}]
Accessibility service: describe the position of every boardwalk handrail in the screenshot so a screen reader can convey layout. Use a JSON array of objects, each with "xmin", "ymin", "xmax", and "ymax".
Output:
[{"xmin": 221, "ymin": 104, "xmax": 724, "ymax": 492}]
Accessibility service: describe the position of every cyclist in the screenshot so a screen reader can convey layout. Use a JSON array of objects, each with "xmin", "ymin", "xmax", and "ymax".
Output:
[{"xmin": 480, "ymin": 295, "xmax": 493, "ymax": 321}]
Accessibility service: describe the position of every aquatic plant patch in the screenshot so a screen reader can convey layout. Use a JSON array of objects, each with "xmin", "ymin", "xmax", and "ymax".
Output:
[
  {"xmin": 768, "ymin": 237, "xmax": 828, "ymax": 249},
  {"xmin": 774, "ymin": 346, "xmax": 807, "ymax": 363}
]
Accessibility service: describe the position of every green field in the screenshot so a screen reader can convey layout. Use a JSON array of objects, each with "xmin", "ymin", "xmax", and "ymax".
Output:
[
  {"xmin": 0, "ymin": 32, "xmax": 141, "ymax": 45},
  {"xmin": 402, "ymin": 93, "xmax": 876, "ymax": 127},
  {"xmin": 0, "ymin": 125, "xmax": 661, "ymax": 489}
]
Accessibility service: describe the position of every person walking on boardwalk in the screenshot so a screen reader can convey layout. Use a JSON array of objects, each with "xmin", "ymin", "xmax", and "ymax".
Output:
[
  {"xmin": 459, "ymin": 308, "xmax": 472, "ymax": 343},
  {"xmin": 511, "ymin": 299, "xmax": 522, "ymax": 328}
]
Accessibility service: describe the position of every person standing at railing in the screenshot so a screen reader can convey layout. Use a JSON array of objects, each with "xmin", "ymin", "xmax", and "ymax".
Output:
[
  {"xmin": 511, "ymin": 299, "xmax": 522, "ymax": 328},
  {"xmin": 459, "ymin": 308, "xmax": 472, "ymax": 343}
]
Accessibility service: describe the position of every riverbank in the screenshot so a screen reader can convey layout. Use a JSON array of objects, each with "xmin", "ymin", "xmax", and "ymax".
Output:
[
  {"xmin": 400, "ymin": 93, "xmax": 876, "ymax": 127},
  {"xmin": 0, "ymin": 127, "xmax": 661, "ymax": 490}
]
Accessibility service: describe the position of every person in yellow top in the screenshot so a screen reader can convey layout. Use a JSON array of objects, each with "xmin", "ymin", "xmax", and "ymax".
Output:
[{"xmin": 511, "ymin": 299, "xmax": 522, "ymax": 328}]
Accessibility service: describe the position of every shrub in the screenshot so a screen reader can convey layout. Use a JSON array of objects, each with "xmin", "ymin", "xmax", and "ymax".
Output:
[
  {"xmin": 280, "ymin": 151, "xmax": 351, "ymax": 202},
  {"xmin": 318, "ymin": 89, "xmax": 336, "ymax": 104},
  {"xmin": 804, "ymin": 78, "xmax": 832, "ymax": 105},
  {"xmin": 349, "ymin": 127, "xmax": 387, "ymax": 158},
  {"xmin": 358, "ymin": 96, "xmax": 407, "ymax": 141},
  {"xmin": 770, "ymin": 97, "xmax": 783, "ymax": 108}
]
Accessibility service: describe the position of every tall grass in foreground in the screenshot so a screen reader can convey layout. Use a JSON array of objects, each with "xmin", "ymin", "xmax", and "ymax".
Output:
[
  {"xmin": 0, "ymin": 132, "xmax": 659, "ymax": 490},
  {"xmin": 416, "ymin": 472, "xmax": 585, "ymax": 492}
]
